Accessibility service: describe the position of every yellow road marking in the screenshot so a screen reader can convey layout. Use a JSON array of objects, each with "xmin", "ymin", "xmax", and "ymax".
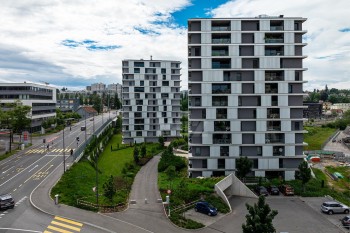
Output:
[
  {"xmin": 24, "ymin": 157, "xmax": 56, "ymax": 183},
  {"xmin": 54, "ymin": 216, "xmax": 83, "ymax": 227},
  {"xmin": 44, "ymin": 231, "xmax": 53, "ymax": 233},
  {"xmin": 51, "ymin": 221, "xmax": 81, "ymax": 231},
  {"xmin": 47, "ymin": 225, "xmax": 73, "ymax": 233}
]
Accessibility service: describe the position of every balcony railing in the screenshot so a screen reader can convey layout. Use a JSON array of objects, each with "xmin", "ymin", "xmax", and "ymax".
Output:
[
  {"xmin": 265, "ymin": 88, "xmax": 278, "ymax": 93},
  {"xmin": 270, "ymin": 26, "xmax": 284, "ymax": 31},
  {"xmin": 212, "ymin": 51, "xmax": 229, "ymax": 56},
  {"xmin": 265, "ymin": 138, "xmax": 284, "ymax": 143},
  {"xmin": 265, "ymin": 38, "xmax": 284, "ymax": 43},
  {"xmin": 220, "ymin": 152, "xmax": 229, "ymax": 157},
  {"xmin": 212, "ymin": 89, "xmax": 231, "ymax": 94},
  {"xmin": 214, "ymin": 126, "xmax": 230, "ymax": 131},
  {"xmin": 213, "ymin": 139, "xmax": 231, "ymax": 144},
  {"xmin": 265, "ymin": 50, "xmax": 284, "ymax": 56},
  {"xmin": 267, "ymin": 127, "xmax": 281, "ymax": 131},
  {"xmin": 212, "ymin": 26, "xmax": 230, "ymax": 31},
  {"xmin": 267, "ymin": 114, "xmax": 280, "ymax": 119},
  {"xmin": 265, "ymin": 76, "xmax": 284, "ymax": 81},
  {"xmin": 212, "ymin": 38, "xmax": 231, "ymax": 44},
  {"xmin": 217, "ymin": 114, "xmax": 227, "ymax": 119},
  {"xmin": 212, "ymin": 63, "xmax": 231, "ymax": 69},
  {"xmin": 212, "ymin": 101, "xmax": 228, "ymax": 106}
]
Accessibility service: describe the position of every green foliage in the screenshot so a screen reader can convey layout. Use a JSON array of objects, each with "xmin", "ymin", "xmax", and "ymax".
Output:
[
  {"xmin": 8, "ymin": 101, "xmax": 31, "ymax": 133},
  {"xmin": 158, "ymin": 147, "xmax": 187, "ymax": 172},
  {"xmin": 236, "ymin": 156, "xmax": 253, "ymax": 179},
  {"xmin": 169, "ymin": 213, "xmax": 204, "ymax": 229},
  {"xmin": 158, "ymin": 136, "xmax": 165, "ymax": 148},
  {"xmin": 295, "ymin": 160, "xmax": 311, "ymax": 191},
  {"xmin": 242, "ymin": 196, "xmax": 278, "ymax": 233},
  {"xmin": 133, "ymin": 146, "xmax": 139, "ymax": 163},
  {"xmin": 103, "ymin": 175, "xmax": 116, "ymax": 203},
  {"xmin": 141, "ymin": 144, "xmax": 146, "ymax": 158},
  {"xmin": 180, "ymin": 92, "xmax": 188, "ymax": 111},
  {"xmin": 303, "ymin": 126, "xmax": 336, "ymax": 150},
  {"xmin": 205, "ymin": 195, "xmax": 230, "ymax": 213},
  {"xmin": 92, "ymin": 94, "xmax": 102, "ymax": 113}
]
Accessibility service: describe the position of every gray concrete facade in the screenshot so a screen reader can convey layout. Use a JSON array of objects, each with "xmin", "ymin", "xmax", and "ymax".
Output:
[
  {"xmin": 188, "ymin": 16, "xmax": 308, "ymax": 180},
  {"xmin": 122, "ymin": 59, "xmax": 182, "ymax": 143}
]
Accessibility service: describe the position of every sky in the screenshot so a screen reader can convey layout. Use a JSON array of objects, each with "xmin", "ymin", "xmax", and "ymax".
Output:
[{"xmin": 0, "ymin": 0, "xmax": 349, "ymax": 91}]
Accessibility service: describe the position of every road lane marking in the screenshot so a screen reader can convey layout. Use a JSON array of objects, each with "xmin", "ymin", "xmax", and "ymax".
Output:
[
  {"xmin": 28, "ymin": 165, "xmax": 39, "ymax": 173},
  {"xmin": 54, "ymin": 216, "xmax": 83, "ymax": 227},
  {"xmin": 23, "ymin": 157, "xmax": 57, "ymax": 183},
  {"xmin": 0, "ymin": 228, "xmax": 42, "ymax": 233},
  {"xmin": 13, "ymin": 189, "xmax": 16, "ymax": 192},
  {"xmin": 47, "ymin": 225, "xmax": 73, "ymax": 233},
  {"xmin": 51, "ymin": 221, "xmax": 81, "ymax": 231},
  {"xmin": 2, "ymin": 166, "xmax": 14, "ymax": 174}
]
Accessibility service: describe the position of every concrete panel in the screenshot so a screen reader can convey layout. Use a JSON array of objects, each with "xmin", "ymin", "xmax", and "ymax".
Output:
[
  {"xmin": 229, "ymin": 45, "xmax": 239, "ymax": 56},
  {"xmin": 201, "ymin": 45, "xmax": 211, "ymax": 57},
  {"xmin": 285, "ymin": 170, "xmax": 295, "ymax": 181},
  {"xmin": 278, "ymin": 82, "xmax": 288, "ymax": 94},
  {"xmin": 255, "ymin": 133, "xmax": 265, "ymax": 144},
  {"xmin": 255, "ymin": 70, "xmax": 264, "ymax": 81},
  {"xmin": 255, "ymin": 171, "xmax": 265, "ymax": 177},
  {"xmin": 231, "ymin": 174, "xmax": 258, "ymax": 198},
  {"xmin": 208, "ymin": 159, "xmax": 217, "ymax": 169},
  {"xmin": 201, "ymin": 58, "xmax": 211, "ymax": 69},
  {"xmin": 285, "ymin": 70, "xmax": 294, "ymax": 81},
  {"xmin": 231, "ymin": 58, "xmax": 241, "ymax": 68},
  {"xmin": 232, "ymin": 133, "xmax": 242, "ymax": 144},
  {"xmin": 263, "ymin": 145, "xmax": 273, "ymax": 157},
  {"xmin": 254, "ymin": 45, "xmax": 265, "ymax": 56},
  {"xmin": 210, "ymin": 146, "xmax": 220, "ymax": 157},
  {"xmin": 284, "ymin": 32, "xmax": 294, "ymax": 43},
  {"xmin": 284, "ymin": 20, "xmax": 294, "ymax": 31},
  {"xmin": 254, "ymin": 32, "xmax": 264, "ymax": 43},
  {"xmin": 201, "ymin": 20, "xmax": 211, "ymax": 32},
  {"xmin": 204, "ymin": 121, "xmax": 214, "ymax": 132},
  {"xmin": 278, "ymin": 95, "xmax": 288, "ymax": 107},
  {"xmin": 285, "ymin": 133, "xmax": 295, "ymax": 144},
  {"xmin": 232, "ymin": 83, "xmax": 241, "ymax": 94},
  {"xmin": 231, "ymin": 32, "xmax": 241, "ymax": 43},
  {"xmin": 285, "ymin": 146, "xmax": 295, "ymax": 157},
  {"xmin": 268, "ymin": 158, "xmax": 279, "ymax": 169},
  {"xmin": 227, "ymin": 108, "xmax": 237, "ymax": 119},
  {"xmin": 201, "ymin": 33, "xmax": 211, "ymax": 44},
  {"xmin": 260, "ymin": 57, "xmax": 280, "ymax": 69},
  {"xmin": 284, "ymin": 45, "xmax": 295, "ymax": 56},
  {"xmin": 231, "ymin": 20, "xmax": 241, "ymax": 31},
  {"xmin": 280, "ymin": 107, "xmax": 290, "ymax": 118},
  {"xmin": 259, "ymin": 20, "xmax": 270, "ymax": 31},
  {"xmin": 202, "ymin": 133, "xmax": 212, "ymax": 144},
  {"xmin": 255, "ymin": 83, "xmax": 265, "ymax": 94},
  {"xmin": 281, "ymin": 120, "xmax": 291, "ymax": 131}
]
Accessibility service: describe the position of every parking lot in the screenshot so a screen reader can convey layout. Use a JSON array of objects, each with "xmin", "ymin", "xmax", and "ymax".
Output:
[{"xmin": 198, "ymin": 196, "xmax": 346, "ymax": 233}]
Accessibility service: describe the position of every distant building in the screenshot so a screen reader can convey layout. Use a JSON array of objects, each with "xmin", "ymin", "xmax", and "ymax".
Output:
[
  {"xmin": 107, "ymin": 83, "xmax": 122, "ymax": 97},
  {"xmin": 76, "ymin": 106, "xmax": 98, "ymax": 119},
  {"xmin": 303, "ymin": 102, "xmax": 322, "ymax": 119},
  {"xmin": 57, "ymin": 99, "xmax": 80, "ymax": 112},
  {"xmin": 0, "ymin": 82, "xmax": 56, "ymax": 132},
  {"xmin": 330, "ymin": 103, "xmax": 350, "ymax": 113},
  {"xmin": 86, "ymin": 86, "xmax": 91, "ymax": 91},
  {"xmin": 91, "ymin": 83, "xmax": 106, "ymax": 93},
  {"xmin": 122, "ymin": 59, "xmax": 182, "ymax": 144}
]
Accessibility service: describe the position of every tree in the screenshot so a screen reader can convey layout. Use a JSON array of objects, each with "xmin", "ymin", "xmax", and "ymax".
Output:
[
  {"xmin": 180, "ymin": 92, "xmax": 188, "ymax": 111},
  {"xmin": 103, "ymin": 175, "xmax": 116, "ymax": 203},
  {"xmin": 295, "ymin": 160, "xmax": 311, "ymax": 192},
  {"xmin": 236, "ymin": 156, "xmax": 253, "ymax": 179},
  {"xmin": 9, "ymin": 101, "xmax": 31, "ymax": 133},
  {"xmin": 133, "ymin": 146, "xmax": 139, "ymax": 164},
  {"xmin": 92, "ymin": 94, "xmax": 102, "ymax": 114},
  {"xmin": 141, "ymin": 143, "xmax": 146, "ymax": 158},
  {"xmin": 242, "ymin": 195, "xmax": 278, "ymax": 233},
  {"xmin": 79, "ymin": 94, "xmax": 84, "ymax": 105},
  {"xmin": 158, "ymin": 136, "xmax": 165, "ymax": 148}
]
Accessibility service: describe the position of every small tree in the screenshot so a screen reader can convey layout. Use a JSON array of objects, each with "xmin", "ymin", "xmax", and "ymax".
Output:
[
  {"xmin": 103, "ymin": 175, "xmax": 116, "ymax": 203},
  {"xmin": 133, "ymin": 146, "xmax": 139, "ymax": 164},
  {"xmin": 158, "ymin": 136, "xmax": 165, "ymax": 148},
  {"xmin": 242, "ymin": 195, "xmax": 278, "ymax": 233},
  {"xmin": 295, "ymin": 160, "xmax": 311, "ymax": 192},
  {"xmin": 141, "ymin": 143, "xmax": 147, "ymax": 158},
  {"xmin": 236, "ymin": 156, "xmax": 253, "ymax": 179}
]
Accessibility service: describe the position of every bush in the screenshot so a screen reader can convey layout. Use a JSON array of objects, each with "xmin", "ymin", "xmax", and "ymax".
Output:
[
  {"xmin": 205, "ymin": 195, "xmax": 230, "ymax": 213},
  {"xmin": 158, "ymin": 149, "xmax": 187, "ymax": 172},
  {"xmin": 169, "ymin": 213, "xmax": 204, "ymax": 229}
]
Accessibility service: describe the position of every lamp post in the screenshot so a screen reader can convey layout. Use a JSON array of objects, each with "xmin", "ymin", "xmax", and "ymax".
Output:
[
  {"xmin": 84, "ymin": 112, "xmax": 87, "ymax": 142},
  {"xmin": 96, "ymin": 149, "xmax": 99, "ymax": 206},
  {"xmin": 63, "ymin": 127, "xmax": 65, "ymax": 173}
]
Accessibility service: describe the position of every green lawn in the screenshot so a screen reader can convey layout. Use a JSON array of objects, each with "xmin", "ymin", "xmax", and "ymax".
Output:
[
  {"xmin": 325, "ymin": 166, "xmax": 350, "ymax": 191},
  {"xmin": 51, "ymin": 133, "xmax": 139, "ymax": 207},
  {"xmin": 303, "ymin": 126, "xmax": 336, "ymax": 150}
]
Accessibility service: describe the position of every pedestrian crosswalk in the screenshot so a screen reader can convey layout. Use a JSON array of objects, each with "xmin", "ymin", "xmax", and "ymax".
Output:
[
  {"xmin": 25, "ymin": 148, "xmax": 73, "ymax": 154},
  {"xmin": 44, "ymin": 216, "xmax": 83, "ymax": 233}
]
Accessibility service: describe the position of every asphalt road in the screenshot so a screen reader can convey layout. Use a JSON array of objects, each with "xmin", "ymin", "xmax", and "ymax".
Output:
[{"xmin": 0, "ymin": 112, "xmax": 114, "ymax": 233}]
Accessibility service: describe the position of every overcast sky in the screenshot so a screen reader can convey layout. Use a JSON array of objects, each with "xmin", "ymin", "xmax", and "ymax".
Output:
[{"xmin": 0, "ymin": 0, "xmax": 349, "ymax": 91}]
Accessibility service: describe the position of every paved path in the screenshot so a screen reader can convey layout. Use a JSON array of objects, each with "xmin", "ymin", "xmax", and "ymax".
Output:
[{"xmin": 323, "ymin": 131, "xmax": 350, "ymax": 156}]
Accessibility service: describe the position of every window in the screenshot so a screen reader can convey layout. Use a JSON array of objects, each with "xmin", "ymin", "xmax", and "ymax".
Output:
[
  {"xmin": 162, "ymin": 112, "xmax": 166, "ymax": 117},
  {"xmin": 136, "ymin": 131, "xmax": 142, "ymax": 136},
  {"xmin": 164, "ymin": 106, "xmax": 167, "ymax": 111},
  {"xmin": 163, "ymin": 99, "xmax": 166, "ymax": 105},
  {"xmin": 161, "ymin": 93, "xmax": 169, "ymax": 98},
  {"xmin": 134, "ymin": 62, "xmax": 144, "ymax": 67},
  {"xmin": 163, "ymin": 75, "xmax": 166, "ymax": 80},
  {"xmin": 140, "ymin": 81, "xmax": 144, "ymax": 86},
  {"xmin": 134, "ymin": 68, "xmax": 140, "ymax": 73},
  {"xmin": 161, "ymin": 68, "xmax": 166, "ymax": 74},
  {"xmin": 162, "ymin": 81, "xmax": 169, "ymax": 86},
  {"xmin": 164, "ymin": 118, "xmax": 168, "ymax": 123},
  {"xmin": 137, "ymin": 106, "xmax": 142, "ymax": 111},
  {"xmin": 134, "ymin": 87, "xmax": 144, "ymax": 92},
  {"xmin": 136, "ymin": 100, "xmax": 143, "ymax": 105}
]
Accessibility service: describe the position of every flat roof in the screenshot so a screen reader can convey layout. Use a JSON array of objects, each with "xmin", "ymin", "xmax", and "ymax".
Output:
[
  {"xmin": 189, "ymin": 16, "xmax": 307, "ymax": 21},
  {"xmin": 123, "ymin": 59, "xmax": 181, "ymax": 63},
  {"xmin": 0, "ymin": 82, "xmax": 55, "ymax": 89}
]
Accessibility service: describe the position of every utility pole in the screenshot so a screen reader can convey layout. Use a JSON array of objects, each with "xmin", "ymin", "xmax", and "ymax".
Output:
[
  {"xmin": 95, "ymin": 135, "xmax": 99, "ymax": 207},
  {"xmin": 84, "ymin": 112, "xmax": 87, "ymax": 142},
  {"xmin": 108, "ymin": 93, "xmax": 110, "ymax": 121},
  {"xmin": 63, "ymin": 127, "xmax": 65, "ymax": 173},
  {"xmin": 9, "ymin": 130, "xmax": 12, "ymax": 153},
  {"xmin": 101, "ymin": 95, "xmax": 104, "ymax": 124}
]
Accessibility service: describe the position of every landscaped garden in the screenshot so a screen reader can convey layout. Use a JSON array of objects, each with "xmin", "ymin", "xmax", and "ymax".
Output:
[
  {"xmin": 158, "ymin": 141, "xmax": 229, "ymax": 229},
  {"xmin": 51, "ymin": 128, "xmax": 163, "ymax": 211},
  {"xmin": 303, "ymin": 126, "xmax": 337, "ymax": 150}
]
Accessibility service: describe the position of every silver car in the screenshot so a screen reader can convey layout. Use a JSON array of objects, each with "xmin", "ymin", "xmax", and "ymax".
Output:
[{"xmin": 321, "ymin": 201, "xmax": 350, "ymax": 215}]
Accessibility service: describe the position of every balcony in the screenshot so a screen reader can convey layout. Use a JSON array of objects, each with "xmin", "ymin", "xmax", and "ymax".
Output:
[
  {"xmin": 265, "ymin": 133, "xmax": 284, "ymax": 144},
  {"xmin": 214, "ymin": 121, "xmax": 230, "ymax": 132},
  {"xmin": 212, "ymin": 84, "xmax": 231, "ymax": 94},
  {"xmin": 212, "ymin": 50, "xmax": 229, "ymax": 56},
  {"xmin": 212, "ymin": 38, "xmax": 231, "ymax": 44},
  {"xmin": 270, "ymin": 26, "xmax": 284, "ymax": 31},
  {"xmin": 264, "ymin": 33, "xmax": 284, "ymax": 43},
  {"xmin": 267, "ymin": 113, "xmax": 280, "ymax": 119},
  {"xmin": 265, "ymin": 49, "xmax": 284, "ymax": 56},
  {"xmin": 212, "ymin": 26, "xmax": 230, "ymax": 31},
  {"xmin": 213, "ymin": 138, "xmax": 231, "ymax": 144},
  {"xmin": 212, "ymin": 62, "xmax": 231, "ymax": 69},
  {"xmin": 265, "ymin": 72, "xmax": 284, "ymax": 81}
]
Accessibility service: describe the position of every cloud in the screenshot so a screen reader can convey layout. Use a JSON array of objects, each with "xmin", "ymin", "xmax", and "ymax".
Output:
[
  {"xmin": 210, "ymin": 0, "xmax": 350, "ymax": 90},
  {"xmin": 0, "ymin": 0, "xmax": 190, "ymax": 89}
]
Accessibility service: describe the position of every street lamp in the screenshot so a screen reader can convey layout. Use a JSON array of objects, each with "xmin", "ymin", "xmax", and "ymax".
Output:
[
  {"xmin": 63, "ymin": 126, "xmax": 66, "ymax": 173},
  {"xmin": 84, "ymin": 112, "xmax": 87, "ymax": 142}
]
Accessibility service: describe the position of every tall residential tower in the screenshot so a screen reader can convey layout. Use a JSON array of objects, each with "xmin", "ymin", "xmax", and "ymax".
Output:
[
  {"xmin": 122, "ymin": 59, "xmax": 182, "ymax": 144},
  {"xmin": 188, "ymin": 16, "xmax": 307, "ymax": 180}
]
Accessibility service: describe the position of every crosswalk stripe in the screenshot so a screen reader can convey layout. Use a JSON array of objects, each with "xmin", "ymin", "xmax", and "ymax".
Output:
[
  {"xmin": 47, "ymin": 225, "xmax": 73, "ymax": 233},
  {"xmin": 43, "ymin": 231, "xmax": 53, "ymax": 233},
  {"xmin": 54, "ymin": 216, "xmax": 83, "ymax": 227},
  {"xmin": 51, "ymin": 221, "xmax": 81, "ymax": 231}
]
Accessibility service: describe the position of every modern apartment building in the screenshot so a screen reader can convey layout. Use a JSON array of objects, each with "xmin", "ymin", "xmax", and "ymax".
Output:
[
  {"xmin": 188, "ymin": 16, "xmax": 307, "ymax": 180},
  {"xmin": 91, "ymin": 83, "xmax": 106, "ymax": 93},
  {"xmin": 107, "ymin": 83, "xmax": 122, "ymax": 97},
  {"xmin": 122, "ymin": 59, "xmax": 182, "ymax": 144},
  {"xmin": 0, "ymin": 82, "xmax": 57, "ymax": 132}
]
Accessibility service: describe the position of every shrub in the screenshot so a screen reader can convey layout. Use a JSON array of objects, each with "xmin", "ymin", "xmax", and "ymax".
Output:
[{"xmin": 169, "ymin": 213, "xmax": 204, "ymax": 229}]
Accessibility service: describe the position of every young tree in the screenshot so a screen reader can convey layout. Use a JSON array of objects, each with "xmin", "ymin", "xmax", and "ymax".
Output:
[
  {"xmin": 242, "ymin": 195, "xmax": 278, "ymax": 233},
  {"xmin": 92, "ymin": 94, "xmax": 102, "ymax": 113},
  {"xmin": 295, "ymin": 160, "xmax": 311, "ymax": 192},
  {"xmin": 103, "ymin": 175, "xmax": 116, "ymax": 203},
  {"xmin": 133, "ymin": 146, "xmax": 139, "ymax": 164},
  {"xmin": 158, "ymin": 136, "xmax": 165, "ymax": 148},
  {"xmin": 9, "ymin": 101, "xmax": 32, "ymax": 133},
  {"xmin": 236, "ymin": 156, "xmax": 253, "ymax": 179},
  {"xmin": 141, "ymin": 143, "xmax": 147, "ymax": 158}
]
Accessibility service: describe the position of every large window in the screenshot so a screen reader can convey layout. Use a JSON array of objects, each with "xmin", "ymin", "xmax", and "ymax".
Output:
[{"xmin": 212, "ymin": 84, "xmax": 231, "ymax": 94}]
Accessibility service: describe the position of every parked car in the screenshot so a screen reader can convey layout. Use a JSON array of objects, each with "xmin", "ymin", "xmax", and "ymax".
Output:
[
  {"xmin": 267, "ymin": 185, "xmax": 280, "ymax": 195},
  {"xmin": 0, "ymin": 194, "xmax": 15, "ymax": 210},
  {"xmin": 341, "ymin": 216, "xmax": 350, "ymax": 229},
  {"xmin": 279, "ymin": 184, "xmax": 294, "ymax": 196},
  {"xmin": 255, "ymin": 186, "xmax": 269, "ymax": 196},
  {"xmin": 194, "ymin": 201, "xmax": 217, "ymax": 216},
  {"xmin": 321, "ymin": 201, "xmax": 349, "ymax": 215}
]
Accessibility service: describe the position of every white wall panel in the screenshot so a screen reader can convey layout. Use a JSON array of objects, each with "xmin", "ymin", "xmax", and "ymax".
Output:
[
  {"xmin": 231, "ymin": 58, "xmax": 241, "ymax": 68},
  {"xmin": 201, "ymin": 45, "xmax": 211, "ymax": 57},
  {"xmin": 226, "ymin": 158, "xmax": 235, "ymax": 169},
  {"xmin": 278, "ymin": 96, "xmax": 288, "ymax": 107},
  {"xmin": 284, "ymin": 20, "xmax": 294, "ymax": 31},
  {"xmin": 284, "ymin": 32, "xmax": 294, "ymax": 43},
  {"xmin": 254, "ymin": 32, "xmax": 264, "ymax": 43},
  {"xmin": 201, "ymin": 20, "xmax": 211, "ymax": 32},
  {"xmin": 231, "ymin": 121, "xmax": 240, "ymax": 132},
  {"xmin": 255, "ymin": 70, "xmax": 264, "ymax": 82},
  {"xmin": 232, "ymin": 83, "xmax": 241, "ymax": 94},
  {"xmin": 206, "ymin": 109, "xmax": 215, "ymax": 120},
  {"xmin": 280, "ymin": 107, "xmax": 290, "ymax": 119},
  {"xmin": 202, "ymin": 83, "xmax": 211, "ymax": 94},
  {"xmin": 281, "ymin": 120, "xmax": 291, "ymax": 131},
  {"xmin": 232, "ymin": 133, "xmax": 242, "ymax": 144},
  {"xmin": 229, "ymin": 45, "xmax": 239, "ymax": 56},
  {"xmin": 285, "ymin": 133, "xmax": 295, "ymax": 144},
  {"xmin": 259, "ymin": 159, "xmax": 268, "ymax": 169},
  {"xmin": 255, "ymin": 133, "xmax": 265, "ymax": 144},
  {"xmin": 201, "ymin": 58, "xmax": 211, "ymax": 69},
  {"xmin": 202, "ymin": 133, "xmax": 212, "ymax": 144},
  {"xmin": 255, "ymin": 83, "xmax": 265, "ymax": 94},
  {"xmin": 260, "ymin": 20, "xmax": 270, "ymax": 31},
  {"xmin": 263, "ymin": 146, "xmax": 272, "ymax": 157},
  {"xmin": 254, "ymin": 45, "xmax": 265, "ymax": 56},
  {"xmin": 210, "ymin": 146, "xmax": 220, "ymax": 157},
  {"xmin": 203, "ymin": 171, "xmax": 213, "ymax": 177},
  {"xmin": 284, "ymin": 45, "xmax": 294, "ymax": 56},
  {"xmin": 202, "ymin": 95, "xmax": 211, "ymax": 107},
  {"xmin": 285, "ymin": 171, "xmax": 295, "ymax": 181},
  {"xmin": 285, "ymin": 146, "xmax": 295, "ymax": 156},
  {"xmin": 228, "ymin": 95, "xmax": 238, "ymax": 106},
  {"xmin": 260, "ymin": 57, "xmax": 280, "ymax": 69},
  {"xmin": 231, "ymin": 32, "xmax": 241, "ymax": 43},
  {"xmin": 268, "ymin": 159, "xmax": 279, "ymax": 169},
  {"xmin": 231, "ymin": 20, "xmax": 241, "ymax": 30},
  {"xmin": 255, "ymin": 171, "xmax": 265, "ymax": 177},
  {"xmin": 284, "ymin": 70, "xmax": 294, "ymax": 81},
  {"xmin": 261, "ymin": 96, "xmax": 271, "ymax": 106},
  {"xmin": 208, "ymin": 159, "xmax": 217, "ymax": 169},
  {"xmin": 257, "ymin": 108, "xmax": 266, "ymax": 118},
  {"xmin": 230, "ymin": 146, "xmax": 240, "ymax": 157},
  {"xmin": 257, "ymin": 120, "xmax": 266, "ymax": 132},
  {"xmin": 201, "ymin": 33, "xmax": 211, "ymax": 44},
  {"xmin": 228, "ymin": 108, "xmax": 237, "ymax": 119},
  {"xmin": 278, "ymin": 83, "xmax": 288, "ymax": 94}
]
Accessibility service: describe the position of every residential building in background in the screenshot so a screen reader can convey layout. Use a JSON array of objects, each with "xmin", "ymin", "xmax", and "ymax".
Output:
[
  {"xmin": 303, "ymin": 102, "xmax": 322, "ymax": 119},
  {"xmin": 56, "ymin": 99, "xmax": 80, "ymax": 112},
  {"xmin": 76, "ymin": 106, "xmax": 98, "ymax": 119},
  {"xmin": 0, "ymin": 82, "xmax": 56, "ymax": 132},
  {"xmin": 107, "ymin": 83, "xmax": 122, "ymax": 97},
  {"xmin": 122, "ymin": 59, "xmax": 182, "ymax": 143},
  {"xmin": 188, "ymin": 16, "xmax": 307, "ymax": 180},
  {"xmin": 91, "ymin": 82, "xmax": 106, "ymax": 93}
]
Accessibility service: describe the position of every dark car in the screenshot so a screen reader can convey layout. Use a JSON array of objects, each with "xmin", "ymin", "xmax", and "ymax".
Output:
[
  {"xmin": 341, "ymin": 216, "xmax": 350, "ymax": 229},
  {"xmin": 321, "ymin": 201, "xmax": 349, "ymax": 215},
  {"xmin": 194, "ymin": 201, "xmax": 217, "ymax": 216},
  {"xmin": 267, "ymin": 185, "xmax": 280, "ymax": 195},
  {"xmin": 279, "ymin": 184, "xmax": 294, "ymax": 196},
  {"xmin": 255, "ymin": 186, "xmax": 269, "ymax": 196},
  {"xmin": 0, "ymin": 194, "xmax": 15, "ymax": 210}
]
